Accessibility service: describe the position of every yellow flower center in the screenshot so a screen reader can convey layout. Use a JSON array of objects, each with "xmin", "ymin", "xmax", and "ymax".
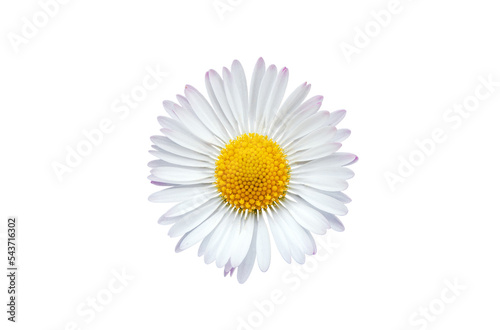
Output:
[{"xmin": 215, "ymin": 133, "xmax": 290, "ymax": 212}]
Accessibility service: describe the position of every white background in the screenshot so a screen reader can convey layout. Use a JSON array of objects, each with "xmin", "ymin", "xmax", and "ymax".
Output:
[{"xmin": 1, "ymin": 0, "xmax": 500, "ymax": 329}]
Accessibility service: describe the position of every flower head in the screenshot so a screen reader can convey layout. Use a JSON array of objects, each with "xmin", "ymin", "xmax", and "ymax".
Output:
[{"xmin": 149, "ymin": 58, "xmax": 357, "ymax": 283}]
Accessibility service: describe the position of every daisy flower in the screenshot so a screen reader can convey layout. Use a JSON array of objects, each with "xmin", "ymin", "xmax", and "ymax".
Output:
[{"xmin": 148, "ymin": 58, "xmax": 357, "ymax": 283}]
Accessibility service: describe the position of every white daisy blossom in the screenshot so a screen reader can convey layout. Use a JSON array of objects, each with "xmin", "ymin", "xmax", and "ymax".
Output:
[{"xmin": 148, "ymin": 58, "xmax": 357, "ymax": 283}]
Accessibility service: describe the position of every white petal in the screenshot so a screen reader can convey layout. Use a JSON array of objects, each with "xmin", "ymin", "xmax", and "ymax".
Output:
[
  {"xmin": 146, "ymin": 159, "xmax": 186, "ymax": 169},
  {"xmin": 148, "ymin": 174, "xmax": 176, "ymax": 187},
  {"xmin": 263, "ymin": 67, "xmax": 289, "ymax": 135},
  {"xmin": 326, "ymin": 153, "xmax": 358, "ymax": 167},
  {"xmin": 237, "ymin": 224, "xmax": 258, "ymax": 284},
  {"xmin": 333, "ymin": 128, "xmax": 351, "ymax": 142},
  {"xmin": 293, "ymin": 156, "xmax": 356, "ymax": 176},
  {"xmin": 158, "ymin": 211, "xmax": 181, "ymax": 225},
  {"xmin": 294, "ymin": 95, "xmax": 324, "ymax": 115},
  {"xmin": 223, "ymin": 261, "xmax": 234, "ymax": 277},
  {"xmin": 149, "ymin": 183, "xmax": 214, "ymax": 203},
  {"xmin": 198, "ymin": 230, "xmax": 214, "ymax": 257},
  {"xmin": 149, "ymin": 150, "xmax": 212, "ymax": 169},
  {"xmin": 328, "ymin": 110, "xmax": 346, "ymax": 127},
  {"xmin": 281, "ymin": 111, "xmax": 330, "ymax": 146},
  {"xmin": 230, "ymin": 215, "xmax": 255, "ymax": 267},
  {"xmin": 168, "ymin": 198, "xmax": 222, "ymax": 237},
  {"xmin": 160, "ymin": 127, "xmax": 218, "ymax": 158},
  {"xmin": 248, "ymin": 58, "xmax": 266, "ymax": 132},
  {"xmin": 157, "ymin": 115, "xmax": 188, "ymax": 135},
  {"xmin": 148, "ymin": 159, "xmax": 168, "ymax": 168},
  {"xmin": 223, "ymin": 67, "xmax": 246, "ymax": 133},
  {"xmin": 312, "ymin": 189, "xmax": 352, "ymax": 209},
  {"xmin": 204, "ymin": 211, "xmax": 233, "ymax": 264},
  {"xmin": 151, "ymin": 135, "xmax": 214, "ymax": 162},
  {"xmin": 267, "ymin": 210, "xmax": 291, "ymax": 263},
  {"xmin": 299, "ymin": 167, "xmax": 355, "ymax": 182},
  {"xmin": 255, "ymin": 65, "xmax": 277, "ymax": 133},
  {"xmin": 162, "ymin": 100, "xmax": 179, "ymax": 120},
  {"xmin": 321, "ymin": 211, "xmax": 345, "ymax": 232},
  {"xmin": 289, "ymin": 241, "xmax": 306, "ymax": 264},
  {"xmin": 296, "ymin": 152, "xmax": 357, "ymax": 168},
  {"xmin": 287, "ymin": 142, "xmax": 342, "ymax": 163},
  {"xmin": 272, "ymin": 208, "xmax": 306, "ymax": 264},
  {"xmin": 163, "ymin": 191, "xmax": 219, "ymax": 218},
  {"xmin": 256, "ymin": 214, "xmax": 271, "ymax": 272},
  {"xmin": 206, "ymin": 70, "xmax": 239, "ymax": 135},
  {"xmin": 269, "ymin": 82, "xmax": 311, "ymax": 138},
  {"xmin": 285, "ymin": 126, "xmax": 337, "ymax": 155},
  {"xmin": 287, "ymin": 95, "xmax": 323, "ymax": 122},
  {"xmin": 175, "ymin": 207, "xmax": 226, "ymax": 252},
  {"xmin": 282, "ymin": 198, "xmax": 329, "ymax": 235},
  {"xmin": 273, "ymin": 95, "xmax": 323, "ymax": 140},
  {"xmin": 304, "ymin": 230, "xmax": 317, "ymax": 255},
  {"xmin": 215, "ymin": 212, "xmax": 241, "ymax": 268},
  {"xmin": 290, "ymin": 185, "xmax": 348, "ymax": 216},
  {"xmin": 184, "ymin": 85, "xmax": 230, "ymax": 141},
  {"xmin": 175, "ymin": 95, "xmax": 192, "ymax": 110},
  {"xmin": 327, "ymin": 191, "xmax": 352, "ymax": 203},
  {"xmin": 346, "ymin": 156, "xmax": 359, "ymax": 166},
  {"xmin": 168, "ymin": 101, "xmax": 221, "ymax": 146},
  {"xmin": 292, "ymin": 172, "xmax": 348, "ymax": 192},
  {"xmin": 151, "ymin": 166, "xmax": 213, "ymax": 184},
  {"xmin": 231, "ymin": 60, "xmax": 249, "ymax": 132},
  {"xmin": 278, "ymin": 207, "xmax": 316, "ymax": 256}
]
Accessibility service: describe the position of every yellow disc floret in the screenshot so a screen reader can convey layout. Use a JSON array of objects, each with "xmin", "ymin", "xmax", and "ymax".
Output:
[{"xmin": 215, "ymin": 133, "xmax": 290, "ymax": 212}]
